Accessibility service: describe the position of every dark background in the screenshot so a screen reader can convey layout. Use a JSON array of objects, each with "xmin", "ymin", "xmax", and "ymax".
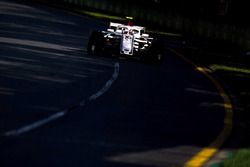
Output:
[{"xmin": 114, "ymin": 0, "xmax": 248, "ymax": 26}]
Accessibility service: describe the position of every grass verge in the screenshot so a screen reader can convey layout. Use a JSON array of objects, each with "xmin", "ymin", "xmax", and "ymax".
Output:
[
  {"xmin": 220, "ymin": 149, "xmax": 250, "ymax": 167},
  {"xmin": 31, "ymin": 0, "xmax": 182, "ymax": 37}
]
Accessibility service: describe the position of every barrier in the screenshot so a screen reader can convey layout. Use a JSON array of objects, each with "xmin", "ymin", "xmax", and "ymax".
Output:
[{"xmin": 34, "ymin": 0, "xmax": 250, "ymax": 49}]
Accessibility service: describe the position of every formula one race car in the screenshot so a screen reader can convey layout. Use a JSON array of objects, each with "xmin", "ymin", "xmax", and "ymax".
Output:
[{"xmin": 87, "ymin": 19, "xmax": 164, "ymax": 62}]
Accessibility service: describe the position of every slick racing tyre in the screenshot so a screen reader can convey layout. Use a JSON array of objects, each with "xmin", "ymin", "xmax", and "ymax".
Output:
[
  {"xmin": 87, "ymin": 31, "xmax": 104, "ymax": 56},
  {"xmin": 148, "ymin": 39, "xmax": 164, "ymax": 63}
]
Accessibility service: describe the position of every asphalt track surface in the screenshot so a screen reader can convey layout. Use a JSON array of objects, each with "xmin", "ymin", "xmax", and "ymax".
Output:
[{"xmin": 0, "ymin": 1, "xmax": 228, "ymax": 167}]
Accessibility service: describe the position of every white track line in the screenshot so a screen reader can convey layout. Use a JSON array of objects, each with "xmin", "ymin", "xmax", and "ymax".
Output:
[
  {"xmin": 3, "ymin": 62, "xmax": 120, "ymax": 137},
  {"xmin": 4, "ymin": 111, "xmax": 66, "ymax": 136},
  {"xmin": 89, "ymin": 63, "xmax": 119, "ymax": 101}
]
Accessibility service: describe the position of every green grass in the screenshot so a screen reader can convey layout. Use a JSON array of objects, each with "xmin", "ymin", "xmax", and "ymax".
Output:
[
  {"xmin": 147, "ymin": 30, "xmax": 182, "ymax": 37},
  {"xmin": 74, "ymin": 9, "xmax": 182, "ymax": 37},
  {"xmin": 35, "ymin": 0, "xmax": 182, "ymax": 37},
  {"xmin": 75, "ymin": 9, "xmax": 126, "ymax": 21},
  {"xmin": 209, "ymin": 64, "xmax": 250, "ymax": 167},
  {"xmin": 209, "ymin": 65, "xmax": 250, "ymax": 75},
  {"xmin": 221, "ymin": 149, "xmax": 250, "ymax": 167}
]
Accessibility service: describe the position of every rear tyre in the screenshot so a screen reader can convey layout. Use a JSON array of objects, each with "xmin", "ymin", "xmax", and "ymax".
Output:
[{"xmin": 148, "ymin": 39, "xmax": 164, "ymax": 63}]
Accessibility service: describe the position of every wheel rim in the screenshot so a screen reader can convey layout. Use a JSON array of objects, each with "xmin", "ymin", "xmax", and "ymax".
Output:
[
  {"xmin": 91, "ymin": 44, "xmax": 96, "ymax": 53},
  {"xmin": 157, "ymin": 54, "xmax": 162, "ymax": 61}
]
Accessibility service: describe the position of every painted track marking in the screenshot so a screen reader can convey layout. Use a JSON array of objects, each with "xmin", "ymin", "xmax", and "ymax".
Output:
[
  {"xmin": 168, "ymin": 48, "xmax": 233, "ymax": 167},
  {"xmin": 3, "ymin": 62, "xmax": 120, "ymax": 137}
]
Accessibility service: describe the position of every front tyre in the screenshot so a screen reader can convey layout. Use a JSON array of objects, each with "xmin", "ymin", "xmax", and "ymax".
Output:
[
  {"xmin": 155, "ymin": 52, "xmax": 163, "ymax": 62},
  {"xmin": 87, "ymin": 31, "xmax": 104, "ymax": 56},
  {"xmin": 88, "ymin": 41, "xmax": 97, "ymax": 55}
]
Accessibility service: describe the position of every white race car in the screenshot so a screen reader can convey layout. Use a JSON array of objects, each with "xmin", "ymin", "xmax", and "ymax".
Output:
[{"xmin": 87, "ymin": 21, "xmax": 164, "ymax": 62}]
